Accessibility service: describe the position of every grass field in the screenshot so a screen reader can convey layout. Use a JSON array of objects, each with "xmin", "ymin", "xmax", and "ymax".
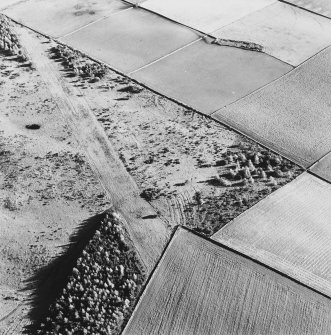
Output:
[
  {"xmin": 123, "ymin": 227, "xmax": 331, "ymax": 335},
  {"xmin": 2, "ymin": 0, "xmax": 130, "ymax": 38},
  {"xmin": 212, "ymin": 45, "xmax": 331, "ymax": 167},
  {"xmin": 142, "ymin": 0, "xmax": 276, "ymax": 33},
  {"xmin": 132, "ymin": 40, "xmax": 291, "ymax": 114},
  {"xmin": 61, "ymin": 8, "xmax": 199, "ymax": 73},
  {"xmin": 213, "ymin": 2, "xmax": 331, "ymax": 66},
  {"xmin": 213, "ymin": 173, "xmax": 331, "ymax": 297}
]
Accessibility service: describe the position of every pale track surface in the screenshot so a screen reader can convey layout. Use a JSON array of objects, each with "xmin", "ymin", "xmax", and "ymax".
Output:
[
  {"xmin": 0, "ymin": 304, "xmax": 31, "ymax": 335},
  {"xmin": 16, "ymin": 26, "xmax": 169, "ymax": 272}
]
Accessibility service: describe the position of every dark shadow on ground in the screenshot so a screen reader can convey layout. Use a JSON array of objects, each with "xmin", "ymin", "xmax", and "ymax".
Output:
[
  {"xmin": 23, "ymin": 210, "xmax": 109, "ymax": 334},
  {"xmin": 0, "ymin": 52, "xmax": 33, "ymax": 69}
]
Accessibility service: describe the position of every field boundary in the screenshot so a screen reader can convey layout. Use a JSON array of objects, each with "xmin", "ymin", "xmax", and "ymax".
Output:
[
  {"xmin": 209, "ymin": 42, "xmax": 331, "ymax": 118},
  {"xmin": 128, "ymin": 38, "xmax": 202, "ymax": 75},
  {"xmin": 122, "ymin": 225, "xmax": 331, "ymax": 334},
  {"xmin": 55, "ymin": 37, "xmax": 306, "ymax": 171},
  {"xmin": 120, "ymin": 225, "xmax": 331, "ymax": 334},
  {"xmin": 212, "ymin": 173, "xmax": 306, "ymax": 237},
  {"xmin": 210, "ymin": 109, "xmax": 311, "ymax": 168},
  {"xmin": 59, "ymin": 6, "xmax": 134, "ymax": 39},
  {"xmin": 122, "ymin": 1, "xmax": 295, "ymax": 67},
  {"xmin": 182, "ymin": 227, "xmax": 331, "ymax": 300},
  {"xmin": 308, "ymin": 149, "xmax": 331, "ymax": 184},
  {"xmin": 120, "ymin": 226, "xmax": 180, "ymax": 334},
  {"xmin": 279, "ymin": 0, "xmax": 331, "ymax": 20},
  {"xmin": 5, "ymin": 14, "xmax": 312, "ymax": 174},
  {"xmin": 308, "ymin": 170, "xmax": 331, "ymax": 185}
]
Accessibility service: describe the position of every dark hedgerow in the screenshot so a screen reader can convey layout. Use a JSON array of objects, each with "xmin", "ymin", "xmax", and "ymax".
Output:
[
  {"xmin": 36, "ymin": 212, "xmax": 145, "ymax": 335},
  {"xmin": 0, "ymin": 14, "xmax": 29, "ymax": 61}
]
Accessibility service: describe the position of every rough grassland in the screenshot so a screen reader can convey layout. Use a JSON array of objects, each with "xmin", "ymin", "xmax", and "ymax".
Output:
[
  {"xmin": 123, "ymin": 228, "xmax": 331, "ymax": 335},
  {"xmin": 53, "ymin": 43, "xmax": 302, "ymax": 236}
]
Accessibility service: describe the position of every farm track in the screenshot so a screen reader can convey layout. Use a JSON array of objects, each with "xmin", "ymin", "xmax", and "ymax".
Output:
[
  {"xmin": 16, "ymin": 27, "xmax": 169, "ymax": 272},
  {"xmin": 0, "ymin": 304, "xmax": 30, "ymax": 335},
  {"xmin": 166, "ymin": 193, "xmax": 188, "ymax": 226},
  {"xmin": 0, "ymin": 303, "xmax": 24, "ymax": 323}
]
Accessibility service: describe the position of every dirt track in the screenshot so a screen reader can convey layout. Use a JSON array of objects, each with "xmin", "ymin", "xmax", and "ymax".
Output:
[
  {"xmin": 0, "ymin": 49, "xmax": 111, "ymax": 334},
  {"xmin": 16, "ymin": 26, "xmax": 169, "ymax": 272}
]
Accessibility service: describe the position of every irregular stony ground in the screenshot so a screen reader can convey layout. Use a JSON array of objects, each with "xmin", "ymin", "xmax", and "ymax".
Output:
[
  {"xmin": 0, "ymin": 21, "xmax": 110, "ymax": 334},
  {"xmin": 50, "ymin": 44, "xmax": 302, "ymax": 235}
]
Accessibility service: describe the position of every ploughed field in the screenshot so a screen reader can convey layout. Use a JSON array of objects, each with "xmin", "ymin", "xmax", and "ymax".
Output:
[
  {"xmin": 123, "ymin": 228, "xmax": 331, "ymax": 335},
  {"xmin": 212, "ymin": 173, "xmax": 331, "ymax": 297}
]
